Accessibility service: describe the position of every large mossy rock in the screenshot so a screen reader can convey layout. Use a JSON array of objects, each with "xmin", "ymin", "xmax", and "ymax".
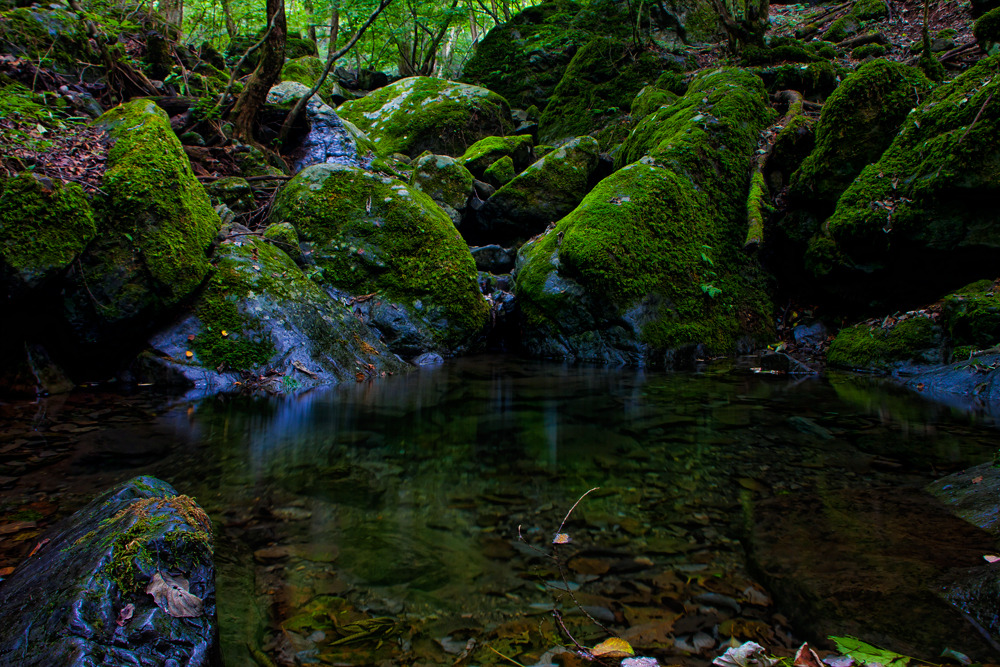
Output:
[
  {"xmin": 281, "ymin": 55, "xmax": 340, "ymax": 102},
  {"xmin": 0, "ymin": 477, "xmax": 217, "ymax": 666},
  {"xmin": 538, "ymin": 36, "xmax": 664, "ymax": 144},
  {"xmin": 515, "ymin": 68, "xmax": 775, "ymax": 366},
  {"xmin": 337, "ymin": 77, "xmax": 514, "ymax": 158},
  {"xmin": 805, "ymin": 56, "xmax": 1000, "ymax": 308},
  {"xmin": 409, "ymin": 153, "xmax": 476, "ymax": 226},
  {"xmin": 0, "ymin": 173, "xmax": 96, "ymax": 295},
  {"xmin": 469, "ymin": 135, "xmax": 601, "ymax": 245},
  {"xmin": 65, "ymin": 99, "xmax": 219, "ymax": 343},
  {"xmin": 788, "ymin": 59, "xmax": 931, "ymax": 212},
  {"xmin": 271, "ymin": 164, "xmax": 490, "ymax": 355},
  {"xmin": 457, "ymin": 134, "xmax": 535, "ymax": 177},
  {"xmin": 144, "ymin": 233, "xmax": 406, "ymax": 394},
  {"xmin": 826, "ymin": 315, "xmax": 944, "ymax": 372},
  {"xmin": 0, "ymin": 6, "xmax": 92, "ymax": 72}
]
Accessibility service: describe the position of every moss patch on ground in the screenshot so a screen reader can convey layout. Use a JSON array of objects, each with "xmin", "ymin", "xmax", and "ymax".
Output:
[{"xmin": 827, "ymin": 316, "xmax": 941, "ymax": 371}]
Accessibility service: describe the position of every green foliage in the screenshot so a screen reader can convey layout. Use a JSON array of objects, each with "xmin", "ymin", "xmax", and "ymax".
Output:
[
  {"xmin": 852, "ymin": 43, "xmax": 886, "ymax": 59},
  {"xmin": 830, "ymin": 636, "xmax": 911, "ymax": 667},
  {"xmin": 852, "ymin": 0, "xmax": 889, "ymax": 20}
]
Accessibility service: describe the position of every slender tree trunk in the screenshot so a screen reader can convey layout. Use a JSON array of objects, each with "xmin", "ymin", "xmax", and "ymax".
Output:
[
  {"xmin": 158, "ymin": 0, "xmax": 183, "ymax": 31},
  {"xmin": 303, "ymin": 0, "xmax": 317, "ymax": 41},
  {"xmin": 231, "ymin": 0, "xmax": 286, "ymax": 143},
  {"xmin": 329, "ymin": 0, "xmax": 340, "ymax": 53},
  {"xmin": 219, "ymin": 0, "xmax": 238, "ymax": 40}
]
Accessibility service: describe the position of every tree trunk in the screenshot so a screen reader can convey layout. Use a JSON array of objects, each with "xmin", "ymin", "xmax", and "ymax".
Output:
[
  {"xmin": 219, "ymin": 0, "xmax": 238, "ymax": 40},
  {"xmin": 231, "ymin": 0, "xmax": 286, "ymax": 143},
  {"xmin": 304, "ymin": 0, "xmax": 317, "ymax": 41},
  {"xmin": 329, "ymin": 0, "xmax": 340, "ymax": 53},
  {"xmin": 158, "ymin": 0, "xmax": 183, "ymax": 31}
]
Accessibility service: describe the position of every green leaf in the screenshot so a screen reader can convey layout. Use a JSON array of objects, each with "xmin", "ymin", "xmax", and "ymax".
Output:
[{"xmin": 830, "ymin": 636, "xmax": 910, "ymax": 667}]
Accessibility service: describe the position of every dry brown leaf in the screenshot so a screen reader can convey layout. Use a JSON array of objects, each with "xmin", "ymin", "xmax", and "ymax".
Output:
[
  {"xmin": 794, "ymin": 643, "xmax": 824, "ymax": 667},
  {"xmin": 591, "ymin": 637, "xmax": 634, "ymax": 658},
  {"xmin": 146, "ymin": 571, "xmax": 204, "ymax": 618}
]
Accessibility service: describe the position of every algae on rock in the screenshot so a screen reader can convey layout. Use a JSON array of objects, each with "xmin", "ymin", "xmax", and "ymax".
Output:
[{"xmin": 271, "ymin": 164, "xmax": 490, "ymax": 355}]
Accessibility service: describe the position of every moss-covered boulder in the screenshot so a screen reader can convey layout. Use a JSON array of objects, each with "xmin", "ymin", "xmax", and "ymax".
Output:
[
  {"xmin": 271, "ymin": 164, "xmax": 490, "ymax": 355},
  {"xmin": 470, "ymin": 135, "xmax": 600, "ymax": 246},
  {"xmin": 483, "ymin": 155, "xmax": 516, "ymax": 188},
  {"xmin": 941, "ymin": 279, "xmax": 1000, "ymax": 349},
  {"xmin": 0, "ymin": 6, "xmax": 92, "ymax": 71},
  {"xmin": 143, "ymin": 234, "xmax": 405, "ymax": 393},
  {"xmin": 789, "ymin": 60, "xmax": 931, "ymax": 212},
  {"xmin": 805, "ymin": 56, "xmax": 1000, "ymax": 307},
  {"xmin": 337, "ymin": 77, "xmax": 514, "ymax": 158},
  {"xmin": 538, "ymin": 37, "xmax": 663, "ymax": 144},
  {"xmin": 515, "ymin": 68, "xmax": 775, "ymax": 366},
  {"xmin": 64, "ymin": 100, "xmax": 219, "ymax": 343},
  {"xmin": 630, "ymin": 85, "xmax": 679, "ymax": 119},
  {"xmin": 974, "ymin": 8, "xmax": 1000, "ymax": 55},
  {"xmin": 281, "ymin": 55, "xmax": 339, "ymax": 102},
  {"xmin": 457, "ymin": 135, "xmax": 535, "ymax": 177},
  {"xmin": 0, "ymin": 476, "xmax": 216, "ymax": 666},
  {"xmin": 409, "ymin": 154, "xmax": 475, "ymax": 225},
  {"xmin": 0, "ymin": 173, "xmax": 96, "ymax": 294},
  {"xmin": 205, "ymin": 176, "xmax": 255, "ymax": 214},
  {"xmin": 827, "ymin": 315, "xmax": 943, "ymax": 371}
]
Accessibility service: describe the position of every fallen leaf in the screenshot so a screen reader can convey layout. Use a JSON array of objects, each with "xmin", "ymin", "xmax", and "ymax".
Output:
[
  {"xmin": 794, "ymin": 643, "xmax": 825, "ymax": 667},
  {"xmin": 972, "ymin": 476, "xmax": 984, "ymax": 484},
  {"xmin": 985, "ymin": 554, "xmax": 1000, "ymax": 563},
  {"xmin": 292, "ymin": 360, "xmax": 319, "ymax": 378},
  {"xmin": 146, "ymin": 570, "xmax": 204, "ymax": 618},
  {"xmin": 221, "ymin": 330, "xmax": 228, "ymax": 337},
  {"xmin": 713, "ymin": 641, "xmax": 778, "ymax": 667},
  {"xmin": 830, "ymin": 636, "xmax": 909, "ymax": 667},
  {"xmin": 28, "ymin": 538, "xmax": 49, "ymax": 557},
  {"xmin": 552, "ymin": 533, "xmax": 571, "ymax": 544},
  {"xmin": 185, "ymin": 350, "xmax": 194, "ymax": 359},
  {"xmin": 591, "ymin": 637, "xmax": 634, "ymax": 658},
  {"xmin": 187, "ymin": 334, "xmax": 195, "ymax": 341},
  {"xmin": 116, "ymin": 603, "xmax": 135, "ymax": 626}
]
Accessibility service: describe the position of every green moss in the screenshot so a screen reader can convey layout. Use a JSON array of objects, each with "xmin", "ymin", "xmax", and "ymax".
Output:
[
  {"xmin": 0, "ymin": 6, "xmax": 91, "ymax": 67},
  {"xmin": 760, "ymin": 60, "xmax": 841, "ymax": 97},
  {"xmin": 281, "ymin": 56, "xmax": 339, "ymax": 102},
  {"xmin": 271, "ymin": 165, "xmax": 489, "ymax": 350},
  {"xmin": 484, "ymin": 155, "xmax": 516, "ymax": 187},
  {"xmin": 516, "ymin": 68, "xmax": 775, "ymax": 361},
  {"xmin": 941, "ymin": 280, "xmax": 1000, "ymax": 347},
  {"xmin": 809, "ymin": 41, "xmax": 838, "ymax": 59},
  {"xmin": 822, "ymin": 15, "xmax": 860, "ymax": 42},
  {"xmin": 538, "ymin": 37, "xmax": 662, "ymax": 143},
  {"xmin": 790, "ymin": 59, "xmax": 931, "ymax": 209},
  {"xmin": 97, "ymin": 100, "xmax": 219, "ymax": 304},
  {"xmin": 0, "ymin": 173, "xmax": 96, "ymax": 288},
  {"xmin": 654, "ymin": 71, "xmax": 689, "ymax": 96},
  {"xmin": 630, "ymin": 86, "xmax": 679, "ymax": 119},
  {"xmin": 827, "ymin": 316, "xmax": 940, "ymax": 371},
  {"xmin": 853, "ymin": 0, "xmax": 889, "ymax": 20},
  {"xmin": 457, "ymin": 135, "xmax": 534, "ymax": 175},
  {"xmin": 743, "ymin": 37, "xmax": 822, "ymax": 65},
  {"xmin": 190, "ymin": 240, "xmax": 285, "ymax": 370},
  {"xmin": 815, "ymin": 56, "xmax": 1000, "ymax": 285},
  {"xmin": 974, "ymin": 8, "xmax": 1000, "ymax": 55},
  {"xmin": 852, "ymin": 43, "xmax": 887, "ymax": 59},
  {"xmin": 263, "ymin": 222, "xmax": 302, "ymax": 261},
  {"xmin": 205, "ymin": 176, "xmax": 254, "ymax": 213},
  {"xmin": 338, "ymin": 77, "xmax": 514, "ymax": 158}
]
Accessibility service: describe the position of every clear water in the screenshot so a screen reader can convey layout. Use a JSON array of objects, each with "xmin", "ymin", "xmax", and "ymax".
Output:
[{"xmin": 1, "ymin": 356, "xmax": 998, "ymax": 666}]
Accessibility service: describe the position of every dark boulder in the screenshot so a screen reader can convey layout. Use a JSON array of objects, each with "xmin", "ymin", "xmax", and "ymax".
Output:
[{"xmin": 0, "ymin": 476, "xmax": 217, "ymax": 666}]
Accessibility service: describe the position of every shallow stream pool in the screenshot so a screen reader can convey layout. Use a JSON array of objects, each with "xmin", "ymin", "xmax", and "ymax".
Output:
[{"xmin": 1, "ymin": 356, "xmax": 998, "ymax": 666}]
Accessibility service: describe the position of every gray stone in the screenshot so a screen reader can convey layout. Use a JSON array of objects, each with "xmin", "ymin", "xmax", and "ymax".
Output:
[{"xmin": 471, "ymin": 245, "xmax": 516, "ymax": 273}]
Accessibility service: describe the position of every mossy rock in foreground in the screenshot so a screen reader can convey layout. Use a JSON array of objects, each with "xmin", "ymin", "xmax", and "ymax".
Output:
[
  {"xmin": 941, "ymin": 279, "xmax": 1000, "ymax": 348},
  {"xmin": 515, "ymin": 68, "xmax": 776, "ymax": 366},
  {"xmin": 0, "ymin": 173, "xmax": 96, "ymax": 295},
  {"xmin": 337, "ymin": 76, "xmax": 514, "ymax": 158},
  {"xmin": 409, "ymin": 154, "xmax": 475, "ymax": 226},
  {"xmin": 65, "ymin": 99, "xmax": 219, "ymax": 343},
  {"xmin": 806, "ymin": 56, "xmax": 1000, "ymax": 308},
  {"xmin": 0, "ymin": 477, "xmax": 216, "ymax": 666},
  {"xmin": 145, "ymin": 234, "xmax": 404, "ymax": 392},
  {"xmin": 271, "ymin": 164, "xmax": 490, "ymax": 355}
]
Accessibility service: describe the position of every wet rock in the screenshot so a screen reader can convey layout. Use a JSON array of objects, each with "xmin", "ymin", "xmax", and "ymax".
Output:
[
  {"xmin": 337, "ymin": 76, "xmax": 514, "ymax": 158},
  {"xmin": 413, "ymin": 352, "xmax": 445, "ymax": 366},
  {"xmin": 793, "ymin": 321, "xmax": 828, "ymax": 346},
  {"xmin": 267, "ymin": 82, "xmax": 374, "ymax": 172},
  {"xmin": 748, "ymin": 486, "xmax": 997, "ymax": 659},
  {"xmin": 141, "ymin": 233, "xmax": 406, "ymax": 395},
  {"xmin": 471, "ymin": 245, "xmax": 516, "ymax": 273},
  {"xmin": 205, "ymin": 176, "xmax": 255, "ymax": 214},
  {"xmin": 760, "ymin": 352, "xmax": 817, "ymax": 374},
  {"xmin": 0, "ymin": 476, "xmax": 217, "ymax": 666},
  {"xmin": 898, "ymin": 352, "xmax": 1000, "ymax": 406}
]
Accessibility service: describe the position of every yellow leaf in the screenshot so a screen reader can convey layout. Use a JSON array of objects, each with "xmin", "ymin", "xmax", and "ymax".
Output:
[
  {"xmin": 185, "ymin": 350, "xmax": 193, "ymax": 359},
  {"xmin": 552, "ymin": 533, "xmax": 571, "ymax": 544},
  {"xmin": 221, "ymin": 330, "xmax": 228, "ymax": 337},
  {"xmin": 591, "ymin": 638, "xmax": 634, "ymax": 658}
]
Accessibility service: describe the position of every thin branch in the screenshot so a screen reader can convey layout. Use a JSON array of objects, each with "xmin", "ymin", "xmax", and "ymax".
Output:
[
  {"xmin": 556, "ymin": 487, "xmax": 599, "ymax": 535},
  {"xmin": 211, "ymin": 15, "xmax": 277, "ymax": 117}
]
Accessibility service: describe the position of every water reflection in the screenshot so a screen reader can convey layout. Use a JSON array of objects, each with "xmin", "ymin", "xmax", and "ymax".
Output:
[{"xmin": 3, "ymin": 357, "xmax": 998, "ymax": 666}]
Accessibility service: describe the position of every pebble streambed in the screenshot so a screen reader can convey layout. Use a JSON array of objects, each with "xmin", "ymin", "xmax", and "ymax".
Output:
[{"xmin": 1, "ymin": 356, "xmax": 998, "ymax": 666}]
